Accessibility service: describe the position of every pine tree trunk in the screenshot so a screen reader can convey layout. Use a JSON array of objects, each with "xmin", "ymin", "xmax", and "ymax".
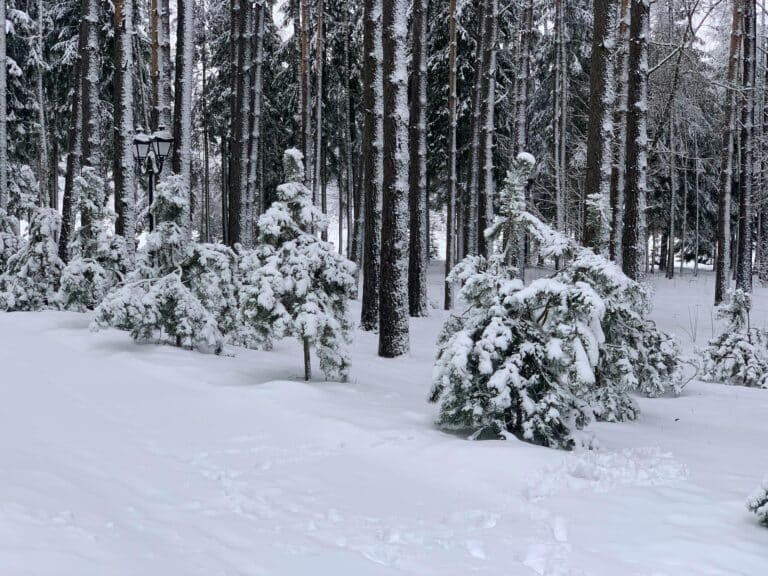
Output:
[
  {"xmin": 314, "ymin": 0, "xmax": 325, "ymax": 218},
  {"xmin": 737, "ymin": 0, "xmax": 756, "ymax": 292},
  {"xmin": 246, "ymin": 0, "xmax": 265, "ymax": 246},
  {"xmin": 0, "ymin": 0, "xmax": 6, "ymax": 212},
  {"xmin": 114, "ymin": 0, "xmax": 136, "ymax": 252},
  {"xmin": 715, "ymin": 0, "xmax": 742, "ymax": 305},
  {"xmin": 81, "ymin": 0, "xmax": 101, "ymax": 170},
  {"xmin": 694, "ymin": 139, "xmax": 700, "ymax": 276},
  {"xmin": 680, "ymin": 150, "xmax": 688, "ymax": 274},
  {"xmin": 408, "ymin": 0, "xmax": 428, "ymax": 317},
  {"xmin": 227, "ymin": 0, "xmax": 247, "ymax": 245},
  {"xmin": 36, "ymin": 0, "xmax": 49, "ymax": 208},
  {"xmin": 379, "ymin": 0, "xmax": 410, "ymax": 358},
  {"xmin": 621, "ymin": 0, "xmax": 650, "ymax": 281},
  {"xmin": 666, "ymin": 116, "xmax": 676, "ymax": 279},
  {"xmin": 514, "ymin": 1, "xmax": 533, "ymax": 155},
  {"xmin": 476, "ymin": 0, "xmax": 498, "ymax": 259},
  {"xmin": 610, "ymin": 0, "xmax": 631, "ymax": 263},
  {"xmin": 584, "ymin": 0, "xmax": 613, "ymax": 250},
  {"xmin": 172, "ymin": 0, "xmax": 195, "ymax": 204},
  {"xmin": 59, "ymin": 0, "xmax": 88, "ymax": 262},
  {"xmin": 444, "ymin": 0, "xmax": 458, "ymax": 310},
  {"xmin": 160, "ymin": 0, "xmax": 172, "ymax": 125},
  {"xmin": 553, "ymin": 0, "xmax": 566, "ymax": 238},
  {"xmin": 360, "ymin": 0, "xmax": 383, "ymax": 331},
  {"xmin": 300, "ymin": 0, "xmax": 312, "ymax": 191}
]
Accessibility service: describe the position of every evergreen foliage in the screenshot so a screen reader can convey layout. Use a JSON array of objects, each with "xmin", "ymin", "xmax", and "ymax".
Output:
[
  {"xmin": 238, "ymin": 149, "xmax": 356, "ymax": 380},
  {"xmin": 747, "ymin": 477, "xmax": 768, "ymax": 526},
  {"xmin": 93, "ymin": 175, "xmax": 235, "ymax": 354},
  {"xmin": 430, "ymin": 155, "xmax": 682, "ymax": 448},
  {"xmin": 0, "ymin": 209, "xmax": 19, "ymax": 271},
  {"xmin": 0, "ymin": 207, "xmax": 63, "ymax": 310},
  {"xmin": 58, "ymin": 168, "xmax": 130, "ymax": 311},
  {"xmin": 701, "ymin": 290, "xmax": 768, "ymax": 389}
]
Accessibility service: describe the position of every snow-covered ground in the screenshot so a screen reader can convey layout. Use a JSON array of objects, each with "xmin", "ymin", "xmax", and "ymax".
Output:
[{"xmin": 1, "ymin": 266, "xmax": 766, "ymax": 575}]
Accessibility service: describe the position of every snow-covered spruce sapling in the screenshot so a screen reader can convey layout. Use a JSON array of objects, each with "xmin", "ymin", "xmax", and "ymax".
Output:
[
  {"xmin": 430, "ymin": 154, "xmax": 682, "ymax": 447},
  {"xmin": 58, "ymin": 168, "xmax": 131, "ymax": 311},
  {"xmin": 701, "ymin": 290, "xmax": 768, "ymax": 388},
  {"xmin": 238, "ymin": 149, "xmax": 356, "ymax": 381},
  {"xmin": 747, "ymin": 477, "xmax": 768, "ymax": 526},
  {"xmin": 0, "ymin": 208, "xmax": 64, "ymax": 311},
  {"xmin": 93, "ymin": 175, "xmax": 233, "ymax": 353},
  {"xmin": 0, "ymin": 208, "xmax": 19, "ymax": 272}
]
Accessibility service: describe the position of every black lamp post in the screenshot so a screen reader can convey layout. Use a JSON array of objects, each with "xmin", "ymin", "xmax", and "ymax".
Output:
[{"xmin": 133, "ymin": 125, "xmax": 174, "ymax": 232}]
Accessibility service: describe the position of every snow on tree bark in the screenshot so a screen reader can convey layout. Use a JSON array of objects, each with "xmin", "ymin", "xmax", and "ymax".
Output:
[
  {"xmin": 407, "ymin": 0, "xmax": 428, "ymax": 317},
  {"xmin": 610, "ymin": 0, "xmax": 630, "ymax": 264},
  {"xmin": 0, "ymin": 0, "xmax": 7, "ymax": 212},
  {"xmin": 621, "ymin": 0, "xmax": 650, "ymax": 281},
  {"xmin": 737, "ymin": 0, "xmax": 756, "ymax": 292},
  {"xmin": 114, "ymin": 0, "xmax": 137, "ymax": 253},
  {"xmin": 584, "ymin": 0, "xmax": 615, "ymax": 253},
  {"xmin": 715, "ymin": 0, "xmax": 742, "ymax": 305},
  {"xmin": 378, "ymin": 0, "xmax": 410, "ymax": 357},
  {"xmin": 444, "ymin": 0, "xmax": 458, "ymax": 310},
  {"xmin": 361, "ymin": 0, "xmax": 383, "ymax": 331},
  {"xmin": 172, "ymin": 0, "xmax": 195, "ymax": 218}
]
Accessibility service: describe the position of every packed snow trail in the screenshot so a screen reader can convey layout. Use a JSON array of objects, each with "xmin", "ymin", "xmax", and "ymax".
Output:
[{"xmin": 0, "ymin": 269, "xmax": 766, "ymax": 574}]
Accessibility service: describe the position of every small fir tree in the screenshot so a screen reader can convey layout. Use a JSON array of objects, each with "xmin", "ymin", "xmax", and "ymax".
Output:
[
  {"xmin": 0, "ymin": 209, "xmax": 19, "ymax": 272},
  {"xmin": 58, "ymin": 168, "xmax": 131, "ymax": 311},
  {"xmin": 238, "ymin": 149, "xmax": 356, "ymax": 381},
  {"xmin": 93, "ymin": 175, "xmax": 236, "ymax": 353},
  {"xmin": 701, "ymin": 290, "xmax": 768, "ymax": 388},
  {"xmin": 430, "ymin": 154, "xmax": 682, "ymax": 448},
  {"xmin": 0, "ymin": 208, "xmax": 64, "ymax": 311},
  {"xmin": 747, "ymin": 477, "xmax": 768, "ymax": 526}
]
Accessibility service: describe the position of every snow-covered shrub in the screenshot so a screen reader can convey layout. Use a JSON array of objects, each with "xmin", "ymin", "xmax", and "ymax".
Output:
[
  {"xmin": 430, "ymin": 153, "xmax": 682, "ymax": 447},
  {"xmin": 554, "ymin": 252, "xmax": 681, "ymax": 416},
  {"xmin": 93, "ymin": 175, "xmax": 231, "ymax": 353},
  {"xmin": 58, "ymin": 168, "xmax": 130, "ymax": 311},
  {"xmin": 0, "ymin": 209, "xmax": 20, "ymax": 272},
  {"xmin": 747, "ymin": 477, "xmax": 768, "ymax": 526},
  {"xmin": 430, "ymin": 255, "xmax": 599, "ymax": 449},
  {"xmin": 238, "ymin": 149, "xmax": 356, "ymax": 381},
  {"xmin": 7, "ymin": 164, "xmax": 39, "ymax": 217},
  {"xmin": 701, "ymin": 290, "xmax": 768, "ymax": 389},
  {"xmin": 0, "ymin": 208, "xmax": 64, "ymax": 311}
]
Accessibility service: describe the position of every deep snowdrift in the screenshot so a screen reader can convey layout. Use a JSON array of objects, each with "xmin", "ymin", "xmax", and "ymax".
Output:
[{"xmin": 1, "ymin": 268, "xmax": 766, "ymax": 575}]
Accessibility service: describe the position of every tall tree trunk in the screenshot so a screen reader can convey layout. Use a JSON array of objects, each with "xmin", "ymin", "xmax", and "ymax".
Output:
[
  {"xmin": 610, "ymin": 0, "xmax": 631, "ymax": 263},
  {"xmin": 81, "ymin": 0, "xmax": 101, "ymax": 170},
  {"xmin": 680, "ymin": 148, "xmax": 688, "ymax": 274},
  {"xmin": 227, "ymin": 0, "xmax": 248, "ymax": 245},
  {"xmin": 621, "ymin": 0, "xmax": 650, "ymax": 281},
  {"xmin": 160, "ymin": 0, "xmax": 172, "ymax": 125},
  {"xmin": 737, "ymin": 0, "xmax": 756, "ymax": 292},
  {"xmin": 172, "ymin": 0, "xmax": 195, "ymax": 202},
  {"xmin": 114, "ymin": 0, "xmax": 136, "ymax": 252},
  {"xmin": 463, "ymin": 0, "xmax": 487, "ymax": 257},
  {"xmin": 514, "ymin": 1, "xmax": 533, "ymax": 155},
  {"xmin": 0, "ymin": 0, "xmax": 6, "ymax": 212},
  {"xmin": 36, "ymin": 0, "xmax": 49, "ymax": 208},
  {"xmin": 584, "ymin": 0, "xmax": 614, "ymax": 251},
  {"xmin": 59, "ymin": 0, "xmax": 89, "ymax": 262},
  {"xmin": 300, "ymin": 0, "xmax": 312, "ymax": 191},
  {"xmin": 361, "ymin": 0, "xmax": 383, "ymax": 331},
  {"xmin": 408, "ymin": 0, "xmax": 428, "ymax": 316},
  {"xmin": 246, "ymin": 0, "xmax": 266, "ymax": 247},
  {"xmin": 694, "ymin": 139, "xmax": 700, "ymax": 277},
  {"xmin": 379, "ymin": 0, "xmax": 410, "ymax": 358},
  {"xmin": 476, "ymin": 0, "xmax": 498, "ymax": 258},
  {"xmin": 715, "ymin": 0, "xmax": 742, "ymax": 305},
  {"xmin": 444, "ymin": 0, "xmax": 458, "ymax": 310},
  {"xmin": 553, "ymin": 0, "xmax": 567, "ymax": 237},
  {"xmin": 666, "ymin": 115, "xmax": 676, "ymax": 278},
  {"xmin": 314, "ymin": 0, "xmax": 325, "ymax": 217}
]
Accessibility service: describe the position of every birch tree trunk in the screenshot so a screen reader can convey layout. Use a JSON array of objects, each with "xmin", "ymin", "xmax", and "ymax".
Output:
[
  {"xmin": 621, "ymin": 0, "xmax": 650, "ymax": 281},
  {"xmin": 408, "ymin": 0, "xmax": 428, "ymax": 317},
  {"xmin": 113, "ymin": 0, "xmax": 136, "ymax": 252},
  {"xmin": 737, "ymin": 0, "xmax": 756, "ymax": 292},
  {"xmin": 444, "ymin": 0, "xmax": 458, "ymax": 310},
  {"xmin": 378, "ymin": 0, "xmax": 410, "ymax": 358},
  {"xmin": 361, "ymin": 0, "xmax": 383, "ymax": 331},
  {"xmin": 715, "ymin": 0, "xmax": 742, "ymax": 305}
]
